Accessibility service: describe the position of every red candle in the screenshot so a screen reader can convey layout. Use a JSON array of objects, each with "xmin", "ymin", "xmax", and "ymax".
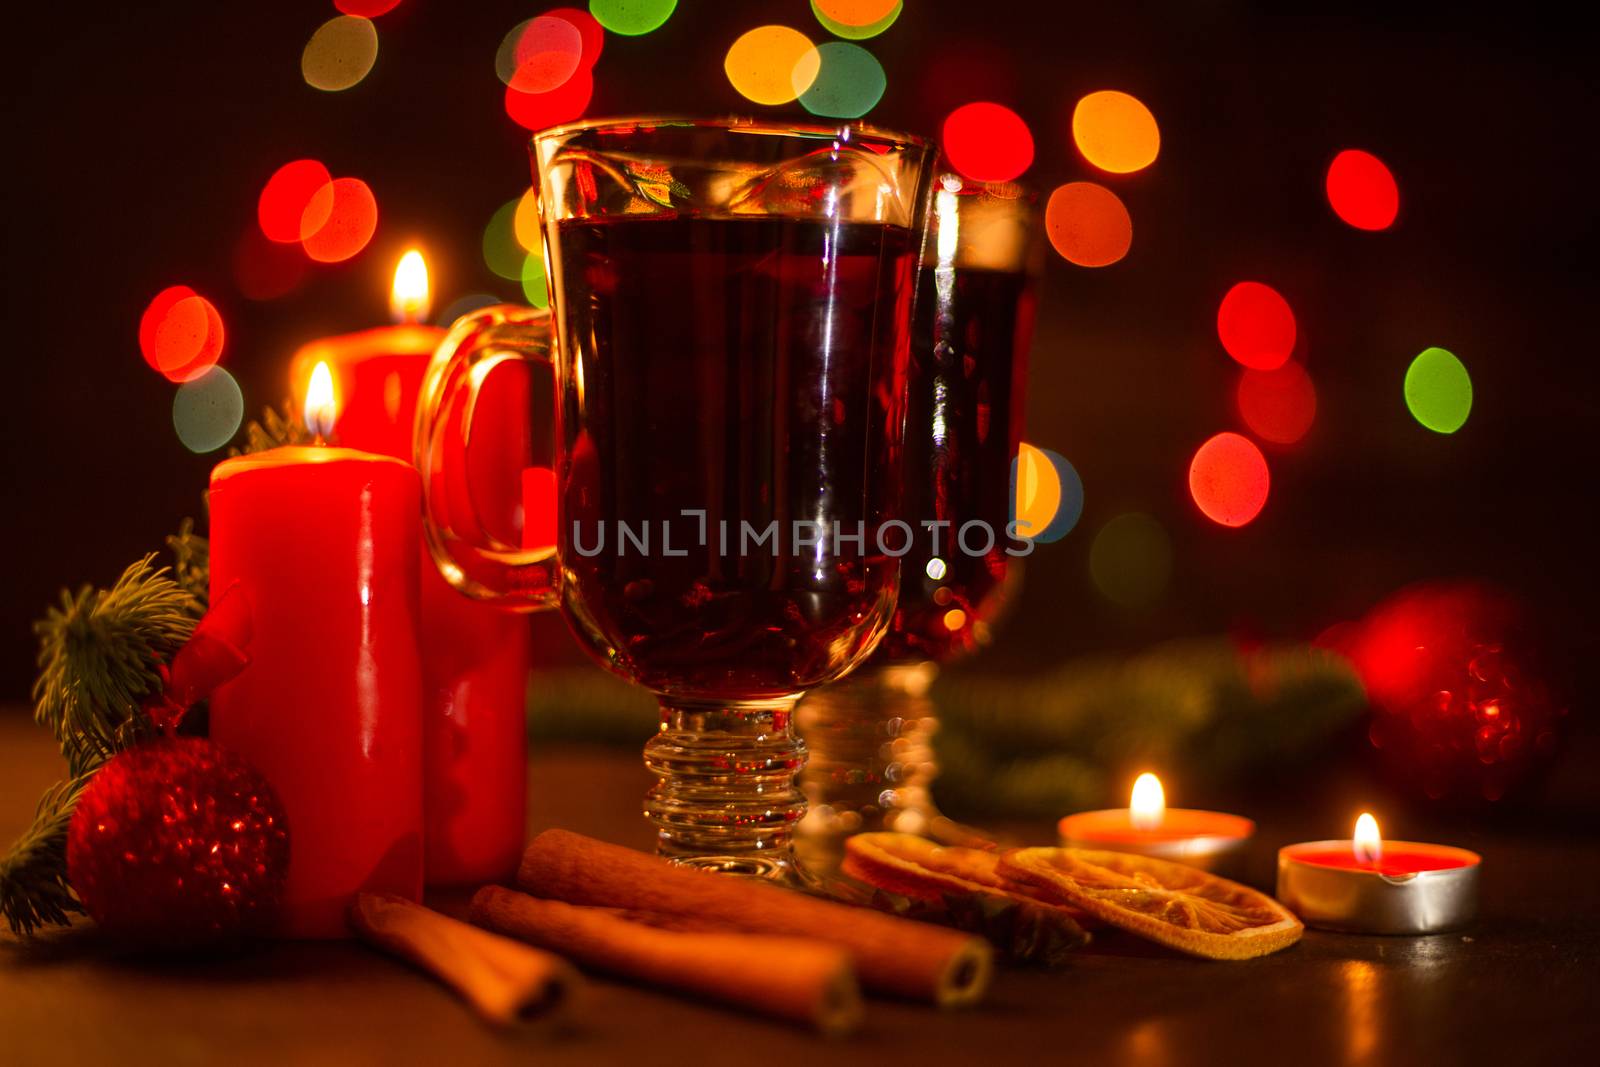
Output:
[
  {"xmin": 208, "ymin": 369, "xmax": 424, "ymax": 939},
  {"xmin": 1057, "ymin": 773, "xmax": 1255, "ymax": 871},
  {"xmin": 289, "ymin": 251, "xmax": 532, "ymax": 885}
]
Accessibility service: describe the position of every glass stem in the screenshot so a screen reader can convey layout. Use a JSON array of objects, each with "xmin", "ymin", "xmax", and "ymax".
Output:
[{"xmin": 643, "ymin": 697, "xmax": 807, "ymax": 875}]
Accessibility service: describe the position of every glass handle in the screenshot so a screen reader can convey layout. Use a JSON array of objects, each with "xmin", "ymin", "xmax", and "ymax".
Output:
[{"xmin": 415, "ymin": 304, "xmax": 558, "ymax": 612}]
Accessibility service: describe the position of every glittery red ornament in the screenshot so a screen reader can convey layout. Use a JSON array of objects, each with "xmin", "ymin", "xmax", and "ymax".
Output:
[
  {"xmin": 67, "ymin": 737, "xmax": 289, "ymax": 948},
  {"xmin": 1339, "ymin": 582, "xmax": 1568, "ymax": 803}
]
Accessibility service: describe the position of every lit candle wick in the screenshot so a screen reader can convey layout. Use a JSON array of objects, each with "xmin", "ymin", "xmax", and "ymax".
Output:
[
  {"xmin": 1353, "ymin": 811, "xmax": 1383, "ymax": 866},
  {"xmin": 1129, "ymin": 772, "xmax": 1165, "ymax": 831}
]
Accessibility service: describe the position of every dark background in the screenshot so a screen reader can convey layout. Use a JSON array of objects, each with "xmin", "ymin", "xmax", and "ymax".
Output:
[{"xmin": 5, "ymin": 2, "xmax": 1595, "ymax": 759}]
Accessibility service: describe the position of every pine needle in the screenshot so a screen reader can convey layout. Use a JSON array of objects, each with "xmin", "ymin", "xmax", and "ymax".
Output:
[{"xmin": 0, "ymin": 775, "xmax": 90, "ymax": 936}]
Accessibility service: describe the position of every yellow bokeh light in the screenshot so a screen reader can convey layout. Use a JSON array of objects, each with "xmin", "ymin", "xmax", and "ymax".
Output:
[
  {"xmin": 726, "ymin": 26, "xmax": 819, "ymax": 106},
  {"xmin": 513, "ymin": 187, "xmax": 542, "ymax": 252},
  {"xmin": 1072, "ymin": 90, "xmax": 1160, "ymax": 174},
  {"xmin": 942, "ymin": 608, "xmax": 968, "ymax": 632},
  {"xmin": 1014, "ymin": 442, "xmax": 1062, "ymax": 538},
  {"xmin": 302, "ymin": 16, "xmax": 379, "ymax": 93}
]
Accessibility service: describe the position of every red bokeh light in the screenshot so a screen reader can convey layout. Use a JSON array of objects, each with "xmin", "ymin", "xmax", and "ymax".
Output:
[
  {"xmin": 335, "ymin": 0, "xmax": 401, "ymax": 15},
  {"xmin": 139, "ymin": 286, "xmax": 225, "ymax": 382},
  {"xmin": 232, "ymin": 229, "xmax": 308, "ymax": 301},
  {"xmin": 299, "ymin": 177, "xmax": 378, "ymax": 263},
  {"xmin": 1216, "ymin": 281, "xmax": 1296, "ymax": 370},
  {"xmin": 1236, "ymin": 362, "xmax": 1317, "ymax": 444},
  {"xmin": 1188, "ymin": 431, "xmax": 1270, "ymax": 527},
  {"xmin": 1326, "ymin": 149, "xmax": 1399, "ymax": 231},
  {"xmin": 545, "ymin": 7, "xmax": 605, "ymax": 70},
  {"xmin": 504, "ymin": 66, "xmax": 593, "ymax": 132},
  {"xmin": 259, "ymin": 160, "xmax": 333, "ymax": 245},
  {"xmin": 942, "ymin": 102, "xmax": 1034, "ymax": 183},
  {"xmin": 506, "ymin": 15, "xmax": 584, "ymax": 94}
]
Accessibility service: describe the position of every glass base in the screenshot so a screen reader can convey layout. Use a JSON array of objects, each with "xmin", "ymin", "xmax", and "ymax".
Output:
[{"xmin": 642, "ymin": 698, "xmax": 806, "ymax": 878}]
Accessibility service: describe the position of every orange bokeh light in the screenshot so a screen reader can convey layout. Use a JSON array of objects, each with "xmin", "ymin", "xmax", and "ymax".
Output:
[
  {"xmin": 139, "ymin": 286, "xmax": 225, "ymax": 382},
  {"xmin": 1326, "ymin": 149, "xmax": 1399, "ymax": 231},
  {"xmin": 259, "ymin": 159, "xmax": 333, "ymax": 244},
  {"xmin": 300, "ymin": 177, "xmax": 378, "ymax": 263},
  {"xmin": 501, "ymin": 15, "xmax": 584, "ymax": 94},
  {"xmin": 1236, "ymin": 362, "xmax": 1317, "ymax": 445},
  {"xmin": 1217, "ymin": 281, "xmax": 1296, "ymax": 370},
  {"xmin": 1072, "ymin": 90, "xmax": 1160, "ymax": 174},
  {"xmin": 815, "ymin": 0, "xmax": 899, "ymax": 24},
  {"xmin": 1188, "ymin": 432, "xmax": 1270, "ymax": 527},
  {"xmin": 942, "ymin": 102, "xmax": 1034, "ymax": 182},
  {"xmin": 504, "ymin": 66, "xmax": 593, "ymax": 131},
  {"xmin": 1044, "ymin": 182, "xmax": 1133, "ymax": 267}
]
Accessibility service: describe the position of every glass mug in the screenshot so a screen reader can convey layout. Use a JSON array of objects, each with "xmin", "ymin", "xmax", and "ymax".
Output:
[
  {"xmin": 418, "ymin": 117, "xmax": 935, "ymax": 877},
  {"xmin": 796, "ymin": 176, "xmax": 1044, "ymax": 857}
]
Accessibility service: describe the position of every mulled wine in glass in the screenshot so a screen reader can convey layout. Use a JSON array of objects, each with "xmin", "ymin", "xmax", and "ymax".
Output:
[{"xmin": 419, "ymin": 118, "xmax": 933, "ymax": 877}]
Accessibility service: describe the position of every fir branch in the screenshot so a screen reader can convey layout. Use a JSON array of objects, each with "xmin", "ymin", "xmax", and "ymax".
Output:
[
  {"xmin": 230, "ymin": 400, "xmax": 310, "ymax": 457},
  {"xmin": 31, "ymin": 556, "xmax": 199, "ymax": 776},
  {"xmin": 0, "ymin": 775, "xmax": 90, "ymax": 936},
  {"xmin": 167, "ymin": 518, "xmax": 210, "ymax": 610}
]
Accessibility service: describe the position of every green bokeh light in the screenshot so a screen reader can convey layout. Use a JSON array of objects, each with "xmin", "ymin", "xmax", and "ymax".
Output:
[
  {"xmin": 799, "ymin": 42, "xmax": 887, "ymax": 119},
  {"xmin": 812, "ymin": 0, "xmax": 903, "ymax": 41},
  {"xmin": 173, "ymin": 367, "xmax": 244, "ymax": 454},
  {"xmin": 521, "ymin": 254, "xmax": 550, "ymax": 308},
  {"xmin": 589, "ymin": 0, "xmax": 676, "ymax": 36},
  {"xmin": 482, "ymin": 199, "xmax": 524, "ymax": 281},
  {"xmin": 1404, "ymin": 346, "xmax": 1472, "ymax": 433},
  {"xmin": 1089, "ymin": 512, "xmax": 1172, "ymax": 609}
]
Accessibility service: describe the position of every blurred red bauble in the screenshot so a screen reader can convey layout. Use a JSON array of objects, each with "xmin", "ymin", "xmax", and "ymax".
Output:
[
  {"xmin": 67, "ymin": 738, "xmax": 289, "ymax": 949},
  {"xmin": 1337, "ymin": 582, "xmax": 1567, "ymax": 803}
]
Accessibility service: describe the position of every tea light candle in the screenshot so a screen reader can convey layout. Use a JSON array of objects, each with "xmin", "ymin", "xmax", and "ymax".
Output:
[
  {"xmin": 1057, "ymin": 773, "xmax": 1255, "ymax": 871},
  {"xmin": 1277, "ymin": 812, "xmax": 1481, "ymax": 934}
]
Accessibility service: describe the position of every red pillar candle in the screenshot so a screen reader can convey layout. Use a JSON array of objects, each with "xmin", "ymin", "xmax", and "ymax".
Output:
[
  {"xmin": 208, "ymin": 371, "xmax": 424, "ymax": 939},
  {"xmin": 289, "ymin": 251, "xmax": 532, "ymax": 885}
]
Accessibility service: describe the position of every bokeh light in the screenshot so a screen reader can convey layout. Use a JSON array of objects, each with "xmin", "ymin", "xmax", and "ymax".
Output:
[
  {"xmin": 436, "ymin": 293, "xmax": 502, "ymax": 328},
  {"xmin": 336, "ymin": 1, "xmax": 401, "ymax": 15},
  {"xmin": 483, "ymin": 199, "xmax": 525, "ymax": 280},
  {"xmin": 1044, "ymin": 182, "xmax": 1132, "ymax": 267},
  {"xmin": 1090, "ymin": 513, "xmax": 1173, "ymax": 608},
  {"xmin": 504, "ymin": 66, "xmax": 593, "ymax": 131},
  {"xmin": 1072, "ymin": 90, "xmax": 1160, "ymax": 174},
  {"xmin": 513, "ymin": 187, "xmax": 542, "ymax": 252},
  {"xmin": 1404, "ymin": 347, "xmax": 1472, "ymax": 433},
  {"xmin": 139, "ymin": 286, "xmax": 224, "ymax": 383},
  {"xmin": 495, "ymin": 16, "xmax": 584, "ymax": 94},
  {"xmin": 547, "ymin": 7, "xmax": 606, "ymax": 69},
  {"xmin": 258, "ymin": 160, "xmax": 333, "ymax": 244},
  {"xmin": 726, "ymin": 26, "xmax": 819, "ymax": 106},
  {"xmin": 1012, "ymin": 443, "xmax": 1085, "ymax": 542},
  {"xmin": 1326, "ymin": 149, "xmax": 1399, "ymax": 231},
  {"xmin": 299, "ymin": 177, "xmax": 378, "ymax": 263},
  {"xmin": 302, "ymin": 16, "xmax": 379, "ymax": 92},
  {"xmin": 1236, "ymin": 362, "xmax": 1317, "ymax": 445},
  {"xmin": 1188, "ymin": 432, "xmax": 1270, "ymax": 527},
  {"xmin": 232, "ymin": 229, "xmax": 307, "ymax": 301},
  {"xmin": 521, "ymin": 254, "xmax": 550, "ymax": 308},
  {"xmin": 798, "ymin": 41, "xmax": 886, "ymax": 118},
  {"xmin": 589, "ymin": 0, "xmax": 676, "ymax": 36},
  {"xmin": 811, "ymin": 0, "xmax": 902, "ymax": 40},
  {"xmin": 172, "ymin": 366, "xmax": 244, "ymax": 454},
  {"xmin": 1217, "ymin": 281, "xmax": 1296, "ymax": 370},
  {"xmin": 942, "ymin": 103, "xmax": 1034, "ymax": 182}
]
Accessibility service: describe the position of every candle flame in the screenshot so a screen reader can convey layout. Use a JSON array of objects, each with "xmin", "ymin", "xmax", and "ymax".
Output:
[
  {"xmin": 304, "ymin": 361, "xmax": 337, "ymax": 442},
  {"xmin": 1129, "ymin": 772, "xmax": 1165, "ymax": 830},
  {"xmin": 390, "ymin": 249, "xmax": 430, "ymax": 324},
  {"xmin": 1353, "ymin": 812, "xmax": 1383, "ymax": 865}
]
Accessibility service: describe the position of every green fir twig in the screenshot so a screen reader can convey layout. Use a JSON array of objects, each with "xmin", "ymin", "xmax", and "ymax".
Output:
[{"xmin": 0, "ymin": 775, "xmax": 92, "ymax": 936}]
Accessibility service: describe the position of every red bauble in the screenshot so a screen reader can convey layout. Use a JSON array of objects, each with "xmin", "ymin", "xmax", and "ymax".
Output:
[
  {"xmin": 1339, "ymin": 582, "xmax": 1567, "ymax": 803},
  {"xmin": 67, "ymin": 737, "xmax": 290, "ymax": 948}
]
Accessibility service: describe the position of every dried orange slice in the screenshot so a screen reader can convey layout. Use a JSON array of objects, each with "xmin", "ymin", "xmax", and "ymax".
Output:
[{"xmin": 998, "ymin": 847, "xmax": 1303, "ymax": 960}]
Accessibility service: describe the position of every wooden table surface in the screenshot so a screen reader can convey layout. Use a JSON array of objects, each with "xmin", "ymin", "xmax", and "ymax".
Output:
[{"xmin": 3, "ymin": 711, "xmax": 1597, "ymax": 1066}]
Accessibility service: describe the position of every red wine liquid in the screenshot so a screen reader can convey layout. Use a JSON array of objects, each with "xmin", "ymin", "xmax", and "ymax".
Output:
[
  {"xmin": 872, "ymin": 265, "xmax": 1035, "ymax": 664},
  {"xmin": 550, "ymin": 215, "xmax": 916, "ymax": 699}
]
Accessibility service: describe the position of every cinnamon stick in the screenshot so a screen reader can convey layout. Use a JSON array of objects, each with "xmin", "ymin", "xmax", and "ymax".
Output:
[
  {"xmin": 516, "ymin": 829, "xmax": 993, "ymax": 1008},
  {"xmin": 348, "ymin": 893, "xmax": 577, "ymax": 1026},
  {"xmin": 472, "ymin": 887, "xmax": 863, "ymax": 1036}
]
